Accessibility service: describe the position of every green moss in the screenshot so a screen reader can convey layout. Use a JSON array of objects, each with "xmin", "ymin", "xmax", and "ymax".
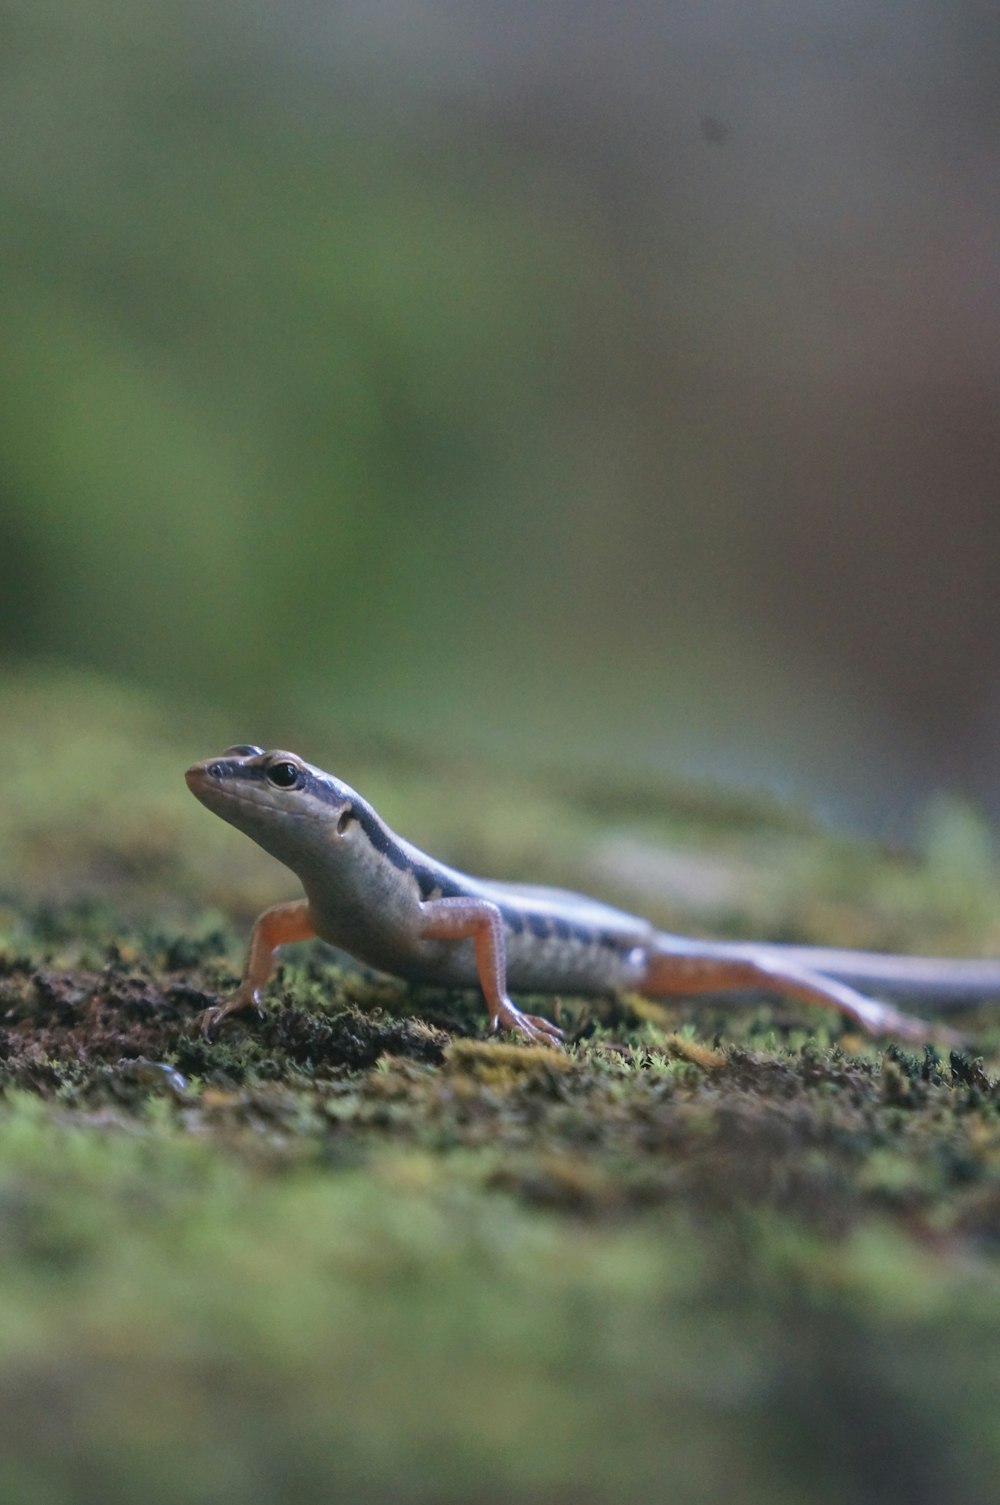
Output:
[{"xmin": 3, "ymin": 666, "xmax": 1000, "ymax": 1502}]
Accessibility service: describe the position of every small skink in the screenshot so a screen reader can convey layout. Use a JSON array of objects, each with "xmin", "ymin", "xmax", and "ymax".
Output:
[{"xmin": 185, "ymin": 746, "xmax": 1000, "ymax": 1047}]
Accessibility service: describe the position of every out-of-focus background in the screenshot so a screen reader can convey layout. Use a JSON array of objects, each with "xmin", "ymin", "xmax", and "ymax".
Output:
[
  {"xmin": 5, "ymin": 15, "xmax": 1000, "ymax": 1505},
  {"xmin": 2, "ymin": 0, "xmax": 998, "ymax": 832}
]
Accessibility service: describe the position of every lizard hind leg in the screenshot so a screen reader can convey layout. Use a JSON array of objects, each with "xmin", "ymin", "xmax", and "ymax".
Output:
[{"xmin": 639, "ymin": 940, "xmax": 963, "ymax": 1046}]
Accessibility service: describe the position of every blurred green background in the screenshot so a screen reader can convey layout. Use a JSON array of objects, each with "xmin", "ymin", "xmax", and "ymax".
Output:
[
  {"xmin": 2, "ymin": 0, "xmax": 998, "ymax": 829},
  {"xmin": 4, "ymin": 13, "xmax": 1000, "ymax": 1504}
]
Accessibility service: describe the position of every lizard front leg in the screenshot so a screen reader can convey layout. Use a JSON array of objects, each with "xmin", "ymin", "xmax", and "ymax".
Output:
[{"xmin": 199, "ymin": 899, "xmax": 316, "ymax": 1036}]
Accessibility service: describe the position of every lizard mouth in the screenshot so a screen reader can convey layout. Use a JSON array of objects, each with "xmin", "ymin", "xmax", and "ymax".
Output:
[
  {"xmin": 184, "ymin": 764, "xmax": 206, "ymax": 792},
  {"xmin": 186, "ymin": 762, "xmax": 304, "ymax": 834},
  {"xmin": 185, "ymin": 762, "xmax": 268, "ymax": 811},
  {"xmin": 185, "ymin": 762, "xmax": 229, "ymax": 799}
]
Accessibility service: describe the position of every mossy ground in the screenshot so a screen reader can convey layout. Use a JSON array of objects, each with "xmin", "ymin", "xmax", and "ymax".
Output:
[{"xmin": 3, "ymin": 667, "xmax": 1000, "ymax": 1505}]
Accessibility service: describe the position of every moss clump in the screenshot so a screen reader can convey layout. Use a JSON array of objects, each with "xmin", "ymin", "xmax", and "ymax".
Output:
[{"xmin": 3, "ymin": 668, "xmax": 1000, "ymax": 1503}]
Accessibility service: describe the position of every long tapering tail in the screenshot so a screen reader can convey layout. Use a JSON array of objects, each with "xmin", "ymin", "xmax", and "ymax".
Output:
[
  {"xmin": 708, "ymin": 941, "xmax": 1000, "ymax": 1006},
  {"xmin": 639, "ymin": 934, "xmax": 977, "ymax": 1043}
]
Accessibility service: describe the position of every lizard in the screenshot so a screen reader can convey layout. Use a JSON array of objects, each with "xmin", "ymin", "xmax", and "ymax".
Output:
[{"xmin": 185, "ymin": 746, "xmax": 1000, "ymax": 1047}]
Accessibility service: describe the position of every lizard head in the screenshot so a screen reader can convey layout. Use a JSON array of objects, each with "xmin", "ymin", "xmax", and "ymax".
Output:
[{"xmin": 185, "ymin": 746, "xmax": 360, "ymax": 864}]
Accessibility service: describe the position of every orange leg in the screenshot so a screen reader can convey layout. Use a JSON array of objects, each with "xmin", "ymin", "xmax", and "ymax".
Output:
[
  {"xmin": 199, "ymin": 899, "xmax": 316, "ymax": 1036},
  {"xmin": 640, "ymin": 943, "xmax": 963, "ymax": 1045},
  {"xmin": 419, "ymin": 897, "xmax": 564, "ymax": 1047}
]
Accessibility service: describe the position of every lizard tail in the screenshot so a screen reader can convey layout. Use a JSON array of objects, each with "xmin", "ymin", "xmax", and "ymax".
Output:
[{"xmin": 638, "ymin": 935, "xmax": 967, "ymax": 1044}]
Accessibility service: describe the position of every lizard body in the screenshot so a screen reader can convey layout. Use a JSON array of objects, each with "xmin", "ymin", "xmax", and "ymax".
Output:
[{"xmin": 186, "ymin": 746, "xmax": 998, "ymax": 1047}]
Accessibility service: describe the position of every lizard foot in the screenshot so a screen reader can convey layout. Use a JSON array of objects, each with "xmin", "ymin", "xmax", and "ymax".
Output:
[
  {"xmin": 852, "ymin": 996, "xmax": 968, "ymax": 1051},
  {"xmin": 195, "ymin": 994, "xmax": 259, "ymax": 1038},
  {"xmin": 490, "ymin": 997, "xmax": 565, "ymax": 1049}
]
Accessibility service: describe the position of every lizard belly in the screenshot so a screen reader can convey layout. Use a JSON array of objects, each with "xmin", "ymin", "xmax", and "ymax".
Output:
[{"xmin": 388, "ymin": 923, "xmax": 647, "ymax": 995}]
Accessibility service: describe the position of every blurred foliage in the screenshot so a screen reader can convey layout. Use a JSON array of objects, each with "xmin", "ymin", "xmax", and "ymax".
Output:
[
  {"xmin": 4, "ymin": 1, "xmax": 998, "ymax": 825},
  {"xmin": 1, "ymin": 0, "xmax": 633, "ymax": 734}
]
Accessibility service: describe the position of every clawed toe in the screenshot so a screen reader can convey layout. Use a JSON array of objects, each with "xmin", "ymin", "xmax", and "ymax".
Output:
[
  {"xmin": 491, "ymin": 999, "xmax": 565, "ymax": 1050},
  {"xmin": 518, "ymin": 1018, "xmax": 566, "ymax": 1049},
  {"xmin": 196, "ymin": 1005, "xmax": 227, "ymax": 1038},
  {"xmin": 522, "ymin": 1012, "xmax": 565, "ymax": 1046},
  {"xmin": 195, "ymin": 997, "xmax": 256, "ymax": 1038}
]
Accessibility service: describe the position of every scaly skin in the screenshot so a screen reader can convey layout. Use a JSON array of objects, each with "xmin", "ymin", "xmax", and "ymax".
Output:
[{"xmin": 186, "ymin": 747, "xmax": 996, "ymax": 1049}]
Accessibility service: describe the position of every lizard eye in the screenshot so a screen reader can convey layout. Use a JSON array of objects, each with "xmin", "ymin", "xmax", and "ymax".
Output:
[{"xmin": 267, "ymin": 761, "xmax": 302, "ymax": 790}]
